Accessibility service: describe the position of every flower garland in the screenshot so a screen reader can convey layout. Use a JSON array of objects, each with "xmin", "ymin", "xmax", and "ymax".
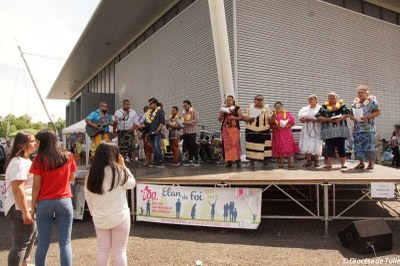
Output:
[
  {"xmin": 226, "ymin": 103, "xmax": 240, "ymax": 113},
  {"xmin": 274, "ymin": 109, "xmax": 287, "ymax": 126},
  {"xmin": 181, "ymin": 107, "xmax": 193, "ymax": 122},
  {"xmin": 145, "ymin": 107, "xmax": 160, "ymax": 123},
  {"xmin": 325, "ymin": 99, "xmax": 344, "ymax": 112},
  {"xmin": 168, "ymin": 114, "xmax": 178, "ymax": 130},
  {"xmin": 353, "ymin": 96, "xmax": 375, "ymax": 109}
]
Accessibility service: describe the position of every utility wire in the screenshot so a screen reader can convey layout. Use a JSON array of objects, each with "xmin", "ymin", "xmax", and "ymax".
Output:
[{"xmin": 23, "ymin": 52, "xmax": 65, "ymax": 61}]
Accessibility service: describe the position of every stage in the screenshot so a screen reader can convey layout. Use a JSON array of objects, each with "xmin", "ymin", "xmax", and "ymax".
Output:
[
  {"xmin": 1, "ymin": 162, "xmax": 399, "ymax": 234},
  {"xmin": 132, "ymin": 162, "xmax": 400, "ymax": 185},
  {"xmin": 129, "ymin": 162, "xmax": 400, "ymax": 234}
]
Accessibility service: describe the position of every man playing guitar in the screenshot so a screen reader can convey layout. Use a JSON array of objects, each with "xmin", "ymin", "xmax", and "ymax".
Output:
[{"xmin": 85, "ymin": 102, "xmax": 114, "ymax": 155}]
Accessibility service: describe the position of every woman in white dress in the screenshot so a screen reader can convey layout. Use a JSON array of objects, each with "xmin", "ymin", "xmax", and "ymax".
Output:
[{"xmin": 298, "ymin": 95, "xmax": 322, "ymax": 167}]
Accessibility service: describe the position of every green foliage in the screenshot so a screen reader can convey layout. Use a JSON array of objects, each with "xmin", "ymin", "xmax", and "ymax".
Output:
[{"xmin": 0, "ymin": 114, "xmax": 65, "ymax": 138}]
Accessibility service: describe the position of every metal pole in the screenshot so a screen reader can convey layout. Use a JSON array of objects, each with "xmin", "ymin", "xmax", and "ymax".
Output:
[
  {"xmin": 16, "ymin": 43, "xmax": 58, "ymax": 135},
  {"xmin": 322, "ymin": 184, "xmax": 331, "ymax": 236},
  {"xmin": 233, "ymin": 0, "xmax": 238, "ymax": 99}
]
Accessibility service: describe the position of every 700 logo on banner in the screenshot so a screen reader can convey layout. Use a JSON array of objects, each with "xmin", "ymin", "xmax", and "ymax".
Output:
[{"xmin": 140, "ymin": 186, "xmax": 158, "ymax": 201}]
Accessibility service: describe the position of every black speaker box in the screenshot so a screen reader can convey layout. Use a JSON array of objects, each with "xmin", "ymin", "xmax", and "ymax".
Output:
[{"xmin": 338, "ymin": 219, "xmax": 392, "ymax": 254}]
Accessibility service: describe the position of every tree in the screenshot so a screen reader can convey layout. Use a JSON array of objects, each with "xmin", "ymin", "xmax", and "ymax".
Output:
[{"xmin": 0, "ymin": 114, "xmax": 66, "ymax": 138}]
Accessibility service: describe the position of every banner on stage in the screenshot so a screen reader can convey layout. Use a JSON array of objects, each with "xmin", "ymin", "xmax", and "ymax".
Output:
[
  {"xmin": 371, "ymin": 182, "xmax": 395, "ymax": 199},
  {"xmin": 136, "ymin": 184, "xmax": 262, "ymax": 229},
  {"xmin": 0, "ymin": 179, "xmax": 5, "ymax": 213}
]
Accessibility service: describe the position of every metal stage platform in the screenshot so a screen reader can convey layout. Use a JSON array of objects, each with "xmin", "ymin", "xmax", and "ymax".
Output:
[
  {"xmin": 2, "ymin": 162, "xmax": 399, "ymax": 235},
  {"xmin": 131, "ymin": 162, "xmax": 400, "ymax": 235}
]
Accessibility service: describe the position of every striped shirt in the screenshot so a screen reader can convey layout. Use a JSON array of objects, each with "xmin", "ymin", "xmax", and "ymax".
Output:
[{"xmin": 182, "ymin": 108, "xmax": 199, "ymax": 135}]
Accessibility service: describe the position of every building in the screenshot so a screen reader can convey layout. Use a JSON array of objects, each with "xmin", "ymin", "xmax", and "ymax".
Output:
[{"xmin": 48, "ymin": 0, "xmax": 400, "ymax": 138}]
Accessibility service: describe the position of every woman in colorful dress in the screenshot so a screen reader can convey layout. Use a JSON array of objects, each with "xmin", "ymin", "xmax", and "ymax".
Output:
[
  {"xmin": 350, "ymin": 85, "xmax": 381, "ymax": 170},
  {"xmin": 270, "ymin": 102, "xmax": 299, "ymax": 168},
  {"xmin": 243, "ymin": 95, "xmax": 272, "ymax": 168},
  {"xmin": 298, "ymin": 95, "xmax": 322, "ymax": 167},
  {"xmin": 218, "ymin": 95, "xmax": 243, "ymax": 167},
  {"xmin": 316, "ymin": 92, "xmax": 350, "ymax": 170}
]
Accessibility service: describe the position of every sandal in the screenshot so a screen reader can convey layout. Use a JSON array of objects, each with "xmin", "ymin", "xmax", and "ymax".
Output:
[
  {"xmin": 323, "ymin": 165, "xmax": 332, "ymax": 170},
  {"xmin": 288, "ymin": 163, "xmax": 295, "ymax": 168},
  {"xmin": 314, "ymin": 160, "xmax": 320, "ymax": 167},
  {"xmin": 303, "ymin": 161, "xmax": 312, "ymax": 168},
  {"xmin": 354, "ymin": 163, "xmax": 365, "ymax": 169},
  {"xmin": 367, "ymin": 163, "xmax": 374, "ymax": 170},
  {"xmin": 278, "ymin": 160, "xmax": 284, "ymax": 168}
]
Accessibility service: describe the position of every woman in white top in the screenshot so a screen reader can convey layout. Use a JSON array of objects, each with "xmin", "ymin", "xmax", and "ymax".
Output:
[
  {"xmin": 85, "ymin": 142, "xmax": 136, "ymax": 266},
  {"xmin": 4, "ymin": 132, "xmax": 37, "ymax": 266},
  {"xmin": 298, "ymin": 95, "xmax": 322, "ymax": 167}
]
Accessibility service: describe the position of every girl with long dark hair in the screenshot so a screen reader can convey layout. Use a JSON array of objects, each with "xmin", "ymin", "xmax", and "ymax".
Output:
[
  {"xmin": 85, "ymin": 142, "xmax": 136, "ymax": 266},
  {"xmin": 30, "ymin": 129, "xmax": 77, "ymax": 266},
  {"xmin": 4, "ymin": 132, "xmax": 37, "ymax": 266}
]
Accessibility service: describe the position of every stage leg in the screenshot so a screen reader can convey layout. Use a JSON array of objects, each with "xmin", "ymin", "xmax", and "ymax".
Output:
[
  {"xmin": 322, "ymin": 184, "xmax": 331, "ymax": 236},
  {"xmin": 131, "ymin": 187, "xmax": 136, "ymax": 223}
]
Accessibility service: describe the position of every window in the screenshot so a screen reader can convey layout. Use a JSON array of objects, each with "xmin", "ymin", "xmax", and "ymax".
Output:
[
  {"xmin": 344, "ymin": 0, "xmax": 362, "ymax": 13},
  {"xmin": 382, "ymin": 8, "xmax": 397, "ymax": 24},
  {"xmin": 363, "ymin": 2, "xmax": 381, "ymax": 19},
  {"xmin": 323, "ymin": 0, "xmax": 344, "ymax": 7},
  {"xmin": 322, "ymin": 0, "xmax": 400, "ymax": 26}
]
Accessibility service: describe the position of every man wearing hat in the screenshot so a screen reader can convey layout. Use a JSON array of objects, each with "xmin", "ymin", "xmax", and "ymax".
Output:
[{"xmin": 143, "ymin": 98, "xmax": 166, "ymax": 168}]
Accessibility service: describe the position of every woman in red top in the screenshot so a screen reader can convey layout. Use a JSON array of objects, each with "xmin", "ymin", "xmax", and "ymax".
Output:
[{"xmin": 30, "ymin": 130, "xmax": 77, "ymax": 266}]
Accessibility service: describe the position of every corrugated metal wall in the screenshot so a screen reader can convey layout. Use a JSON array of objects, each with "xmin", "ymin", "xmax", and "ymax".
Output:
[
  {"xmin": 236, "ymin": 0, "xmax": 400, "ymax": 138},
  {"xmin": 115, "ymin": 0, "xmax": 222, "ymax": 131}
]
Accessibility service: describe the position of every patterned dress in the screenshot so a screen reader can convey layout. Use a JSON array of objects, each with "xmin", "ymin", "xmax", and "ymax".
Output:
[
  {"xmin": 351, "ymin": 97, "xmax": 380, "ymax": 161},
  {"xmin": 271, "ymin": 111, "xmax": 300, "ymax": 157},
  {"xmin": 221, "ymin": 106, "xmax": 241, "ymax": 161},
  {"xmin": 315, "ymin": 102, "xmax": 350, "ymax": 141},
  {"xmin": 245, "ymin": 106, "xmax": 272, "ymax": 161}
]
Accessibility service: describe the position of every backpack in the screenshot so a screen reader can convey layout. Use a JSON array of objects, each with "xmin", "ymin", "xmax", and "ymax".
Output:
[{"xmin": 0, "ymin": 146, "xmax": 5, "ymax": 161}]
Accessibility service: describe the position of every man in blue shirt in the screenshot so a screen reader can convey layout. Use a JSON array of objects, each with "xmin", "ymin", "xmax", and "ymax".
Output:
[{"xmin": 85, "ymin": 102, "xmax": 114, "ymax": 155}]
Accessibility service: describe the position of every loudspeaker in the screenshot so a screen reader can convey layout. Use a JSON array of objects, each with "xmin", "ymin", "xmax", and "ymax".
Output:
[{"xmin": 338, "ymin": 219, "xmax": 392, "ymax": 254}]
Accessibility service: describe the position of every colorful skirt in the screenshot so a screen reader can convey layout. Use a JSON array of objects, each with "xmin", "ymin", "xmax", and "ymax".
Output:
[
  {"xmin": 118, "ymin": 130, "xmax": 138, "ymax": 156},
  {"xmin": 91, "ymin": 132, "xmax": 110, "ymax": 155},
  {"xmin": 271, "ymin": 128, "xmax": 300, "ymax": 158},
  {"xmin": 245, "ymin": 129, "xmax": 272, "ymax": 161},
  {"xmin": 222, "ymin": 127, "xmax": 241, "ymax": 161},
  {"xmin": 353, "ymin": 131, "xmax": 375, "ymax": 161}
]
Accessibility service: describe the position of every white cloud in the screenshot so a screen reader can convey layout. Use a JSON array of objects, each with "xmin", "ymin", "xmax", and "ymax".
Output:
[{"xmin": 0, "ymin": 0, "xmax": 100, "ymax": 122}]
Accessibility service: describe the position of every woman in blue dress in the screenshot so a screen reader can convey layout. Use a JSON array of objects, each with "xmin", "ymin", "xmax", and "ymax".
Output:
[{"xmin": 350, "ymin": 85, "xmax": 381, "ymax": 170}]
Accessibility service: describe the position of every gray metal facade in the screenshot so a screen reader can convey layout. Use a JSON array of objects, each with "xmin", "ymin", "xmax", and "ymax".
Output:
[
  {"xmin": 115, "ymin": 0, "xmax": 400, "ymax": 138},
  {"xmin": 115, "ymin": 0, "xmax": 222, "ymax": 131},
  {"xmin": 235, "ymin": 0, "xmax": 400, "ymax": 138}
]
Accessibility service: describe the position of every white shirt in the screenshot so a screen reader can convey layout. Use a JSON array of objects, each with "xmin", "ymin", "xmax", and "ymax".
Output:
[
  {"xmin": 85, "ymin": 166, "xmax": 136, "ymax": 229},
  {"xmin": 4, "ymin": 157, "xmax": 33, "ymax": 215},
  {"xmin": 4, "ymin": 145, "xmax": 12, "ymax": 157},
  {"xmin": 114, "ymin": 108, "xmax": 138, "ymax": 131}
]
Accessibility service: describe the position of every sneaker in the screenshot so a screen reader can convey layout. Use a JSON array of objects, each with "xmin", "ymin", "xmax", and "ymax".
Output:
[
  {"xmin": 183, "ymin": 160, "xmax": 193, "ymax": 166},
  {"xmin": 148, "ymin": 164, "xmax": 155, "ymax": 168},
  {"xmin": 156, "ymin": 163, "xmax": 165, "ymax": 168},
  {"xmin": 193, "ymin": 160, "xmax": 200, "ymax": 167},
  {"xmin": 171, "ymin": 162, "xmax": 180, "ymax": 166}
]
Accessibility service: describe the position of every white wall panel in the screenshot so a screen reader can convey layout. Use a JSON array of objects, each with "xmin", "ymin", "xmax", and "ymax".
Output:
[
  {"xmin": 236, "ymin": 0, "xmax": 400, "ymax": 138},
  {"xmin": 116, "ymin": 0, "xmax": 221, "ymax": 131}
]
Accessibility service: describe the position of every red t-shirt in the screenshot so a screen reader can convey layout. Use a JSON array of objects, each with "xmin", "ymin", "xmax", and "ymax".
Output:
[{"xmin": 30, "ymin": 154, "xmax": 77, "ymax": 201}]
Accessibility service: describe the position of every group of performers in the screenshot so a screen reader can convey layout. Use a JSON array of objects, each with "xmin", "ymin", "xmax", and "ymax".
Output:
[{"xmin": 85, "ymin": 84, "xmax": 381, "ymax": 170}]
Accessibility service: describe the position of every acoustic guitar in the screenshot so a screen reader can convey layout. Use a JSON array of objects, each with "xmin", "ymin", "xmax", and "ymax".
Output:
[{"xmin": 85, "ymin": 121, "xmax": 114, "ymax": 138}]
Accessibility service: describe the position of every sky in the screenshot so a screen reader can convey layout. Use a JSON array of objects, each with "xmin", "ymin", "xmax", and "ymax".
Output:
[{"xmin": 0, "ymin": 0, "xmax": 101, "ymax": 122}]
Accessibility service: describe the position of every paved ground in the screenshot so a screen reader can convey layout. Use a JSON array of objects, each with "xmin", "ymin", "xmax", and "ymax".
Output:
[
  {"xmin": 1, "ymin": 210, "xmax": 400, "ymax": 265},
  {"xmin": 1, "ymin": 163, "xmax": 399, "ymax": 265}
]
